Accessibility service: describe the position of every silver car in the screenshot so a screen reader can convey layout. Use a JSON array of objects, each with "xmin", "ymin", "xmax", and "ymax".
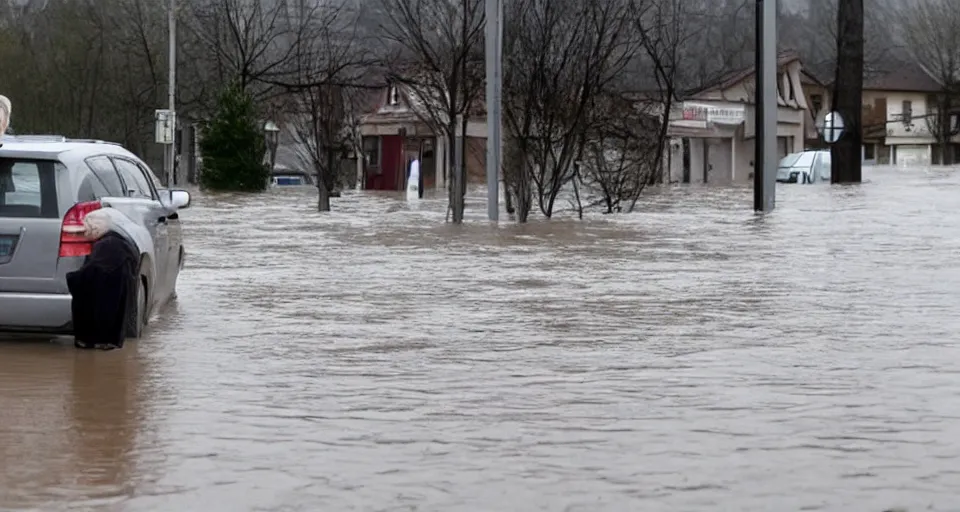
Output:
[{"xmin": 0, "ymin": 135, "xmax": 190, "ymax": 337}]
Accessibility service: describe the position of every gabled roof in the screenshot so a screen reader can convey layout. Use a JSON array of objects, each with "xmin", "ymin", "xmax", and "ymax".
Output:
[
  {"xmin": 862, "ymin": 62, "xmax": 942, "ymax": 92},
  {"xmin": 687, "ymin": 50, "xmax": 803, "ymax": 97},
  {"xmin": 360, "ymin": 79, "xmax": 487, "ymax": 126},
  {"xmin": 799, "ymin": 69, "xmax": 826, "ymax": 87},
  {"xmin": 821, "ymin": 60, "xmax": 943, "ymax": 93}
]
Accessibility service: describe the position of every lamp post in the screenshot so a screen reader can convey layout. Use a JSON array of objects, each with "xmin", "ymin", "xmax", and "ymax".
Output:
[
  {"xmin": 485, "ymin": 0, "xmax": 502, "ymax": 221},
  {"xmin": 264, "ymin": 121, "xmax": 280, "ymax": 175},
  {"xmin": 166, "ymin": 0, "xmax": 177, "ymax": 186},
  {"xmin": 753, "ymin": 0, "xmax": 777, "ymax": 212}
]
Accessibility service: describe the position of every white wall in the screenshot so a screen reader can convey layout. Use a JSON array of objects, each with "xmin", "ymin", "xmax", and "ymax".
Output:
[
  {"xmin": 893, "ymin": 144, "xmax": 932, "ymax": 166},
  {"xmin": 735, "ymin": 138, "xmax": 755, "ymax": 184},
  {"xmin": 886, "ymin": 91, "xmax": 935, "ymax": 141},
  {"xmin": 666, "ymin": 139, "xmax": 684, "ymax": 183},
  {"xmin": 690, "ymin": 139, "xmax": 705, "ymax": 182},
  {"xmin": 706, "ymin": 139, "xmax": 733, "ymax": 184}
]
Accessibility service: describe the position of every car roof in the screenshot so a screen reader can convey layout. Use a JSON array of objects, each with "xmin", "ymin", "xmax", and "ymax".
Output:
[
  {"xmin": 782, "ymin": 149, "xmax": 828, "ymax": 159},
  {"xmin": 0, "ymin": 135, "xmax": 134, "ymax": 161}
]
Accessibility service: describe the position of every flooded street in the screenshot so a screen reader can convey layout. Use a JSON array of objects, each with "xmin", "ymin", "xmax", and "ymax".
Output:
[{"xmin": 3, "ymin": 166, "xmax": 960, "ymax": 511}]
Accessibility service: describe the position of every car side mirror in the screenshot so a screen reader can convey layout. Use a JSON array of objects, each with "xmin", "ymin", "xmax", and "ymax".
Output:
[{"xmin": 170, "ymin": 189, "xmax": 191, "ymax": 209}]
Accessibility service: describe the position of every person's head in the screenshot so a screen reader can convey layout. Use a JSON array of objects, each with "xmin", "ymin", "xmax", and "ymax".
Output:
[
  {"xmin": 82, "ymin": 209, "xmax": 114, "ymax": 240},
  {"xmin": 0, "ymin": 95, "xmax": 10, "ymax": 135}
]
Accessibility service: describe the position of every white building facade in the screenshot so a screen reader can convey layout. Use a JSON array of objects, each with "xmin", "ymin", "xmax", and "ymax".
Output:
[{"xmin": 666, "ymin": 54, "xmax": 819, "ymax": 184}]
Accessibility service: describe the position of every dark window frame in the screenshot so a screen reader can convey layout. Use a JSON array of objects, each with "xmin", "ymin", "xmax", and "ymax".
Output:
[
  {"xmin": 110, "ymin": 156, "xmax": 158, "ymax": 200},
  {"xmin": 363, "ymin": 136, "xmax": 381, "ymax": 168},
  {"xmin": 811, "ymin": 94, "xmax": 824, "ymax": 114},
  {"xmin": 134, "ymin": 161, "xmax": 164, "ymax": 195},
  {"xmin": 76, "ymin": 169, "xmax": 110, "ymax": 203},
  {"xmin": 84, "ymin": 155, "xmax": 126, "ymax": 197},
  {"xmin": 902, "ymin": 100, "xmax": 914, "ymax": 124},
  {"xmin": 0, "ymin": 158, "xmax": 60, "ymax": 218}
]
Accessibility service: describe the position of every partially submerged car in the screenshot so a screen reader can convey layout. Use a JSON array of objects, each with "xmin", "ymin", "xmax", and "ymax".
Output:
[
  {"xmin": 776, "ymin": 149, "xmax": 831, "ymax": 184},
  {"xmin": 1, "ymin": 134, "xmax": 190, "ymax": 337}
]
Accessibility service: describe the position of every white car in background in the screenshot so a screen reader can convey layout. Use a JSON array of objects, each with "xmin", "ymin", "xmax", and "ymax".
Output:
[{"xmin": 776, "ymin": 149, "xmax": 831, "ymax": 184}]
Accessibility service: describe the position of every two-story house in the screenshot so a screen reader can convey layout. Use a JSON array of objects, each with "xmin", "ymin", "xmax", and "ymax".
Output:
[
  {"xmin": 358, "ymin": 83, "xmax": 487, "ymax": 192},
  {"xmin": 808, "ymin": 62, "xmax": 944, "ymax": 166}
]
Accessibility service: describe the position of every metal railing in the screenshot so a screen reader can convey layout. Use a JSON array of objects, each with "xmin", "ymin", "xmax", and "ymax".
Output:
[{"xmin": 0, "ymin": 134, "xmax": 122, "ymax": 146}]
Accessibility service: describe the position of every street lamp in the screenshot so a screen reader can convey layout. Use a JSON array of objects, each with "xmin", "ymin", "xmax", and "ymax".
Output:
[
  {"xmin": 485, "ymin": 0, "xmax": 503, "ymax": 222},
  {"xmin": 166, "ymin": 0, "xmax": 177, "ymax": 186},
  {"xmin": 753, "ymin": 0, "xmax": 777, "ymax": 212},
  {"xmin": 264, "ymin": 121, "xmax": 280, "ymax": 173}
]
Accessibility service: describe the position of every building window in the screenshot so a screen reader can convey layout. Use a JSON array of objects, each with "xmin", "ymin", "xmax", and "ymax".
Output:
[
  {"xmin": 864, "ymin": 143, "xmax": 875, "ymax": 160},
  {"xmin": 786, "ymin": 73, "xmax": 796, "ymax": 102},
  {"xmin": 363, "ymin": 136, "xmax": 381, "ymax": 167},
  {"xmin": 901, "ymin": 100, "xmax": 913, "ymax": 124},
  {"xmin": 811, "ymin": 94, "xmax": 823, "ymax": 114},
  {"xmin": 388, "ymin": 86, "xmax": 400, "ymax": 106}
]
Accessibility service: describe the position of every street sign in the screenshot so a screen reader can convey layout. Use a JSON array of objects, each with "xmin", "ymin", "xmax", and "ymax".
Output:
[
  {"xmin": 819, "ymin": 111, "xmax": 845, "ymax": 144},
  {"xmin": 155, "ymin": 109, "xmax": 176, "ymax": 144}
]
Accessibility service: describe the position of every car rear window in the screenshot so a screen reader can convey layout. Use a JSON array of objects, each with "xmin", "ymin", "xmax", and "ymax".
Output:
[{"xmin": 0, "ymin": 158, "xmax": 58, "ymax": 218}]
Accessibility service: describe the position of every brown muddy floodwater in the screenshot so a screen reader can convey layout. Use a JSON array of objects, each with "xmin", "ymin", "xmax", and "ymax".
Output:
[{"xmin": 2, "ymin": 166, "xmax": 960, "ymax": 511}]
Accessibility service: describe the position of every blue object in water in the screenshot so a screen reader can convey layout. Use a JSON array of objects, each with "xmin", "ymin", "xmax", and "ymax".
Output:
[{"xmin": 274, "ymin": 176, "xmax": 305, "ymax": 186}]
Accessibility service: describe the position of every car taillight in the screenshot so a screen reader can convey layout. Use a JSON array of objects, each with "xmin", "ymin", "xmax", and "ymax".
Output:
[{"xmin": 59, "ymin": 200, "xmax": 102, "ymax": 257}]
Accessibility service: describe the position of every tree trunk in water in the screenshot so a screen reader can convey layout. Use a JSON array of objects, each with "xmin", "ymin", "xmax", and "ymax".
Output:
[
  {"xmin": 449, "ymin": 131, "xmax": 465, "ymax": 223},
  {"xmin": 318, "ymin": 184, "xmax": 330, "ymax": 212},
  {"xmin": 515, "ymin": 168, "xmax": 532, "ymax": 223},
  {"xmin": 504, "ymin": 184, "xmax": 515, "ymax": 215},
  {"xmin": 460, "ymin": 117, "xmax": 469, "ymax": 203},
  {"xmin": 831, "ymin": 0, "xmax": 864, "ymax": 183},
  {"xmin": 318, "ymin": 147, "xmax": 334, "ymax": 212},
  {"xmin": 939, "ymin": 95, "xmax": 953, "ymax": 165},
  {"xmin": 504, "ymin": 141, "xmax": 531, "ymax": 222}
]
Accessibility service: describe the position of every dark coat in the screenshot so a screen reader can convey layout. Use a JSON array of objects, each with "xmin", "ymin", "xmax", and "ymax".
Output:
[{"xmin": 66, "ymin": 231, "xmax": 140, "ymax": 350}]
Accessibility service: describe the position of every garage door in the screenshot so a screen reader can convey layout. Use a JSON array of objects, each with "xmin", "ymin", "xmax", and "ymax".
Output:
[{"xmin": 895, "ymin": 145, "xmax": 930, "ymax": 167}]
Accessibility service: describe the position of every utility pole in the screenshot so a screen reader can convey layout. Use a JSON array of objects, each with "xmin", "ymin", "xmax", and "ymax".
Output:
[
  {"xmin": 831, "ymin": 0, "xmax": 863, "ymax": 183},
  {"xmin": 753, "ymin": 0, "xmax": 777, "ymax": 212},
  {"xmin": 484, "ymin": 0, "xmax": 502, "ymax": 222},
  {"xmin": 167, "ymin": 0, "xmax": 177, "ymax": 186}
]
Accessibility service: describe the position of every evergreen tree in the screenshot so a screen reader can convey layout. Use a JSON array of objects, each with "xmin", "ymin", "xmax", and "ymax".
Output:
[{"xmin": 199, "ymin": 83, "xmax": 269, "ymax": 191}]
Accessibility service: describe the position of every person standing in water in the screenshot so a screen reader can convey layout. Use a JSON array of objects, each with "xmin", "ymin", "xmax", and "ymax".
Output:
[
  {"xmin": 66, "ymin": 208, "xmax": 140, "ymax": 350},
  {"xmin": 406, "ymin": 158, "xmax": 421, "ymax": 201}
]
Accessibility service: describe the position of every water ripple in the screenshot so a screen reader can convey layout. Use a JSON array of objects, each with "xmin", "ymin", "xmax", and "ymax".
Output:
[{"xmin": 2, "ymin": 166, "xmax": 960, "ymax": 511}]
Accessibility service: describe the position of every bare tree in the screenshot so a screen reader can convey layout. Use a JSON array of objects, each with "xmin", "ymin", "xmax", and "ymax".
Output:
[
  {"xmin": 630, "ymin": 0, "xmax": 695, "ymax": 199},
  {"xmin": 290, "ymin": 86, "xmax": 342, "ymax": 211},
  {"xmin": 901, "ymin": 0, "xmax": 960, "ymax": 165},
  {"xmin": 379, "ymin": 0, "xmax": 485, "ymax": 224},
  {"xmin": 580, "ymin": 93, "xmax": 660, "ymax": 214},
  {"xmin": 676, "ymin": 0, "xmax": 754, "ymax": 92},
  {"xmin": 502, "ymin": 0, "xmax": 637, "ymax": 223},
  {"xmin": 0, "ymin": 0, "xmax": 169, "ymax": 165},
  {"xmin": 283, "ymin": 1, "xmax": 369, "ymax": 211},
  {"xmin": 183, "ymin": 0, "xmax": 312, "ymax": 101},
  {"xmin": 779, "ymin": 0, "xmax": 897, "ymax": 81}
]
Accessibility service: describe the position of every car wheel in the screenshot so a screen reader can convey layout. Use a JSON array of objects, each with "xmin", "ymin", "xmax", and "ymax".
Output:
[{"xmin": 124, "ymin": 277, "xmax": 147, "ymax": 339}]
